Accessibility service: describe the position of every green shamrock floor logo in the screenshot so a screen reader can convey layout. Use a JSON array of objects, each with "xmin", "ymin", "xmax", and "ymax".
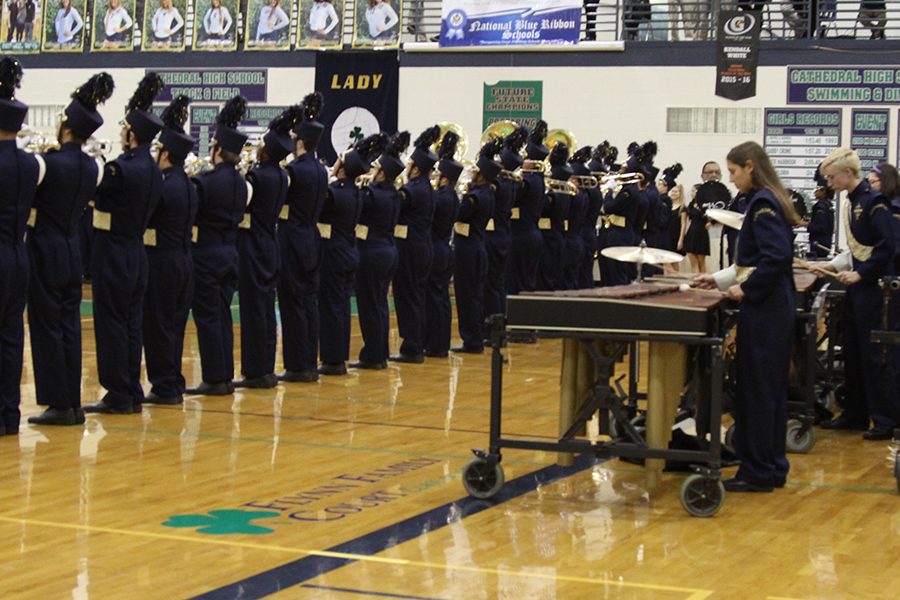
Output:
[{"xmin": 163, "ymin": 509, "xmax": 281, "ymax": 535}]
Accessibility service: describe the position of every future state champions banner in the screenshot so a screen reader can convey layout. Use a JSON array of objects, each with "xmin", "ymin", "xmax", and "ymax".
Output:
[{"xmin": 440, "ymin": 0, "xmax": 581, "ymax": 47}]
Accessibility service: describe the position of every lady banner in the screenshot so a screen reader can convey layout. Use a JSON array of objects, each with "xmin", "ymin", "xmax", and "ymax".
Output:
[{"xmin": 439, "ymin": 0, "xmax": 581, "ymax": 47}]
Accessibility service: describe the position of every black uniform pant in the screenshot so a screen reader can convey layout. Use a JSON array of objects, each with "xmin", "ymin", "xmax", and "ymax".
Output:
[
  {"xmin": 425, "ymin": 240, "xmax": 453, "ymax": 354},
  {"xmin": 0, "ymin": 244, "xmax": 28, "ymax": 432},
  {"xmin": 506, "ymin": 224, "xmax": 542, "ymax": 294},
  {"xmin": 578, "ymin": 233, "xmax": 596, "ymax": 289},
  {"xmin": 537, "ymin": 229, "xmax": 565, "ymax": 291},
  {"xmin": 27, "ymin": 234, "xmax": 82, "ymax": 409},
  {"xmin": 598, "ymin": 226, "xmax": 636, "ymax": 286},
  {"xmin": 842, "ymin": 283, "xmax": 899, "ymax": 429},
  {"xmin": 278, "ymin": 242, "xmax": 319, "ymax": 373},
  {"xmin": 192, "ymin": 243, "xmax": 238, "ymax": 384},
  {"xmin": 91, "ymin": 234, "xmax": 148, "ymax": 411},
  {"xmin": 454, "ymin": 237, "xmax": 487, "ymax": 350},
  {"xmin": 238, "ymin": 232, "xmax": 279, "ymax": 378},
  {"xmin": 564, "ymin": 232, "xmax": 584, "ymax": 290},
  {"xmin": 734, "ymin": 293, "xmax": 793, "ymax": 486},
  {"xmin": 484, "ymin": 230, "xmax": 510, "ymax": 326},
  {"xmin": 318, "ymin": 250, "xmax": 358, "ymax": 365},
  {"xmin": 393, "ymin": 237, "xmax": 432, "ymax": 357},
  {"xmin": 356, "ymin": 241, "xmax": 398, "ymax": 363},
  {"xmin": 144, "ymin": 249, "xmax": 192, "ymax": 397}
]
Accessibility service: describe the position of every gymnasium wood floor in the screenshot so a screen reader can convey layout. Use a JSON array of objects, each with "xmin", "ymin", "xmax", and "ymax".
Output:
[{"xmin": 1, "ymin": 288, "xmax": 899, "ymax": 599}]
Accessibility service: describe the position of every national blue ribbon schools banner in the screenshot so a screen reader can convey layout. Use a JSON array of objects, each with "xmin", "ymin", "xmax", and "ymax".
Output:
[{"xmin": 439, "ymin": 0, "xmax": 581, "ymax": 47}]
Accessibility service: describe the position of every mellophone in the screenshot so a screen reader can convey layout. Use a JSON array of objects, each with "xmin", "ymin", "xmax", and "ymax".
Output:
[{"xmin": 463, "ymin": 282, "xmax": 731, "ymax": 517}]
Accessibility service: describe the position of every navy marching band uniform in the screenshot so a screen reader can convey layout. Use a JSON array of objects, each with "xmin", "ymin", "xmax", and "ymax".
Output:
[
  {"xmin": 714, "ymin": 188, "xmax": 795, "ymax": 489},
  {"xmin": 237, "ymin": 109, "xmax": 294, "ymax": 388},
  {"xmin": 188, "ymin": 96, "xmax": 250, "ymax": 395},
  {"xmin": 807, "ymin": 167, "xmax": 834, "ymax": 258},
  {"xmin": 598, "ymin": 182, "xmax": 639, "ymax": 286},
  {"xmin": 85, "ymin": 73, "xmax": 165, "ymax": 414},
  {"xmin": 353, "ymin": 133, "xmax": 407, "ymax": 369},
  {"xmin": 277, "ymin": 95, "xmax": 327, "ymax": 382},
  {"xmin": 391, "ymin": 126, "xmax": 439, "ymax": 363},
  {"xmin": 823, "ymin": 177, "xmax": 898, "ymax": 437},
  {"xmin": 453, "ymin": 141, "xmax": 501, "ymax": 352},
  {"xmin": 579, "ymin": 151, "xmax": 605, "ymax": 289},
  {"xmin": 537, "ymin": 144, "xmax": 574, "ymax": 291},
  {"xmin": 506, "ymin": 122, "xmax": 548, "ymax": 295},
  {"xmin": 566, "ymin": 146, "xmax": 593, "ymax": 289},
  {"xmin": 27, "ymin": 72, "xmax": 110, "ymax": 425},
  {"xmin": 0, "ymin": 58, "xmax": 42, "ymax": 434},
  {"xmin": 424, "ymin": 133, "xmax": 462, "ymax": 358}
]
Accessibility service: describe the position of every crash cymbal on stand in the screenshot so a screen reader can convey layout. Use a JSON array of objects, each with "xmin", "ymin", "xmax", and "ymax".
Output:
[
  {"xmin": 705, "ymin": 208, "xmax": 745, "ymax": 230},
  {"xmin": 600, "ymin": 245, "xmax": 685, "ymax": 265}
]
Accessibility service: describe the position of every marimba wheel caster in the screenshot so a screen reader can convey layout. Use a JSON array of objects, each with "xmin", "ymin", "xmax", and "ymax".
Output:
[
  {"xmin": 462, "ymin": 458, "xmax": 504, "ymax": 499},
  {"xmin": 785, "ymin": 419, "xmax": 816, "ymax": 454},
  {"xmin": 679, "ymin": 474, "xmax": 725, "ymax": 517}
]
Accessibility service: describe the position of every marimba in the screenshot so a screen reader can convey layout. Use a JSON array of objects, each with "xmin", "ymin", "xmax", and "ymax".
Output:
[{"xmin": 462, "ymin": 282, "xmax": 730, "ymax": 517}]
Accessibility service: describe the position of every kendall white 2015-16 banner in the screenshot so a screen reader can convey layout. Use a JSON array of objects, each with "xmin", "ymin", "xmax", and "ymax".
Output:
[{"xmin": 440, "ymin": 0, "xmax": 582, "ymax": 47}]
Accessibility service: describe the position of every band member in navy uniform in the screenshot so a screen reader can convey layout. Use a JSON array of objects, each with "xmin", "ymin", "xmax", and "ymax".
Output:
[
  {"xmin": 351, "ymin": 131, "xmax": 408, "ymax": 370},
  {"xmin": 537, "ymin": 143, "xmax": 574, "ymax": 291},
  {"xmin": 597, "ymin": 144, "xmax": 648, "ymax": 286},
  {"xmin": 507, "ymin": 120, "xmax": 548, "ymax": 295},
  {"xmin": 807, "ymin": 164, "xmax": 834, "ymax": 258},
  {"xmin": 595, "ymin": 144, "xmax": 620, "ymax": 286},
  {"xmin": 318, "ymin": 133, "xmax": 386, "ymax": 375},
  {"xmin": 424, "ymin": 131, "xmax": 462, "ymax": 358},
  {"xmin": 186, "ymin": 95, "xmax": 251, "ymax": 396},
  {"xmin": 453, "ymin": 139, "xmax": 501, "ymax": 353},
  {"xmin": 278, "ymin": 92, "xmax": 327, "ymax": 383},
  {"xmin": 697, "ymin": 141, "xmax": 800, "ymax": 492},
  {"xmin": 656, "ymin": 163, "xmax": 682, "ymax": 251},
  {"xmin": 141, "ymin": 96, "xmax": 198, "ymax": 405},
  {"xmin": 819, "ymin": 148, "xmax": 898, "ymax": 440},
  {"xmin": 485, "ymin": 126, "xmax": 526, "ymax": 322},
  {"xmin": 630, "ymin": 142, "xmax": 655, "ymax": 246},
  {"xmin": 391, "ymin": 125, "xmax": 440, "ymax": 364},
  {"xmin": 579, "ymin": 144, "xmax": 607, "ymax": 289},
  {"xmin": 235, "ymin": 105, "xmax": 298, "ymax": 388},
  {"xmin": 27, "ymin": 72, "xmax": 112, "ymax": 425},
  {"xmin": 0, "ymin": 58, "xmax": 44, "ymax": 435},
  {"xmin": 84, "ymin": 73, "xmax": 164, "ymax": 415},
  {"xmin": 566, "ymin": 146, "xmax": 592, "ymax": 289}
]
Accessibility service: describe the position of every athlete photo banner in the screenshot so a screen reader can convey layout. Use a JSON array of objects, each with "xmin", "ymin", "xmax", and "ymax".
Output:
[
  {"xmin": 41, "ymin": 0, "xmax": 86, "ymax": 52},
  {"xmin": 315, "ymin": 51, "xmax": 399, "ymax": 165},
  {"xmin": 440, "ymin": 0, "xmax": 581, "ymax": 47},
  {"xmin": 715, "ymin": 10, "xmax": 761, "ymax": 101}
]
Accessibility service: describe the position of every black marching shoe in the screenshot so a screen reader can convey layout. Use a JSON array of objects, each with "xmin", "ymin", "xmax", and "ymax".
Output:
[
  {"xmin": 278, "ymin": 370, "xmax": 319, "ymax": 383},
  {"xmin": 723, "ymin": 478, "xmax": 774, "ymax": 493},
  {"xmin": 145, "ymin": 392, "xmax": 184, "ymax": 405},
  {"xmin": 185, "ymin": 381, "xmax": 234, "ymax": 396},
  {"xmin": 234, "ymin": 374, "xmax": 278, "ymax": 389},
  {"xmin": 820, "ymin": 414, "xmax": 868, "ymax": 431},
  {"xmin": 28, "ymin": 407, "xmax": 79, "ymax": 426},
  {"xmin": 451, "ymin": 345, "xmax": 484, "ymax": 354},
  {"xmin": 423, "ymin": 350, "xmax": 448, "ymax": 358},
  {"xmin": 74, "ymin": 408, "xmax": 86, "ymax": 424},
  {"xmin": 318, "ymin": 363, "xmax": 348, "ymax": 376},
  {"xmin": 348, "ymin": 360, "xmax": 388, "ymax": 370},
  {"xmin": 862, "ymin": 427, "xmax": 893, "ymax": 441},
  {"xmin": 0, "ymin": 420, "xmax": 6, "ymax": 435},
  {"xmin": 389, "ymin": 353, "xmax": 425, "ymax": 364},
  {"xmin": 83, "ymin": 401, "xmax": 134, "ymax": 415}
]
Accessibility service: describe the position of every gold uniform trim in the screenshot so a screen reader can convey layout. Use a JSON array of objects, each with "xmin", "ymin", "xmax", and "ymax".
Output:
[
  {"xmin": 735, "ymin": 265, "xmax": 756, "ymax": 284},
  {"xmin": 511, "ymin": 207, "xmax": 521, "ymax": 220},
  {"xmin": 92, "ymin": 209, "xmax": 112, "ymax": 231},
  {"xmin": 602, "ymin": 214, "xmax": 626, "ymax": 228},
  {"xmin": 355, "ymin": 224, "xmax": 369, "ymax": 240},
  {"xmin": 238, "ymin": 214, "xmax": 252, "ymax": 229},
  {"xmin": 279, "ymin": 205, "xmax": 290, "ymax": 220},
  {"xmin": 143, "ymin": 228, "xmax": 157, "ymax": 247},
  {"xmin": 538, "ymin": 218, "xmax": 551, "ymax": 230},
  {"xmin": 27, "ymin": 208, "xmax": 37, "ymax": 228},
  {"xmin": 191, "ymin": 226, "xmax": 199, "ymax": 244},
  {"xmin": 485, "ymin": 218, "xmax": 495, "ymax": 232},
  {"xmin": 394, "ymin": 224, "xmax": 408, "ymax": 239},
  {"xmin": 842, "ymin": 199, "xmax": 874, "ymax": 262},
  {"xmin": 317, "ymin": 222, "xmax": 332, "ymax": 239},
  {"xmin": 454, "ymin": 222, "xmax": 470, "ymax": 237}
]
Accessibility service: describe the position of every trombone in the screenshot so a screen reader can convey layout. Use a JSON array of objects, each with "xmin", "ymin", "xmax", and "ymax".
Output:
[{"xmin": 599, "ymin": 172, "xmax": 644, "ymax": 186}]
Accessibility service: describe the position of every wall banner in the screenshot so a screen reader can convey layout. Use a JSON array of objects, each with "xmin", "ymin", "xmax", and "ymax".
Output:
[
  {"xmin": 440, "ymin": 0, "xmax": 581, "ymax": 47},
  {"xmin": 715, "ymin": 10, "xmax": 761, "ymax": 101},
  {"xmin": 788, "ymin": 66, "xmax": 900, "ymax": 104}
]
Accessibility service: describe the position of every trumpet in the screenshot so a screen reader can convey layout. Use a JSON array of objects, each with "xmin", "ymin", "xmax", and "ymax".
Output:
[
  {"xmin": 521, "ymin": 159, "xmax": 546, "ymax": 174},
  {"xmin": 546, "ymin": 179, "xmax": 577, "ymax": 196},
  {"xmin": 599, "ymin": 172, "xmax": 644, "ymax": 186},
  {"xmin": 184, "ymin": 153, "xmax": 212, "ymax": 177},
  {"xmin": 84, "ymin": 137, "xmax": 112, "ymax": 159},
  {"xmin": 18, "ymin": 127, "xmax": 59, "ymax": 154}
]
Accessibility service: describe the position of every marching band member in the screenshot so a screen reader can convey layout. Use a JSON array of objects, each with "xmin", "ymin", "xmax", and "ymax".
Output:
[
  {"xmin": 424, "ymin": 131, "xmax": 462, "ymax": 358},
  {"xmin": 142, "ymin": 95, "xmax": 198, "ymax": 405},
  {"xmin": 580, "ymin": 143, "xmax": 607, "ymax": 289},
  {"xmin": 630, "ymin": 141, "xmax": 655, "ymax": 246},
  {"xmin": 697, "ymin": 141, "xmax": 799, "ymax": 492},
  {"xmin": 84, "ymin": 73, "xmax": 164, "ymax": 414},
  {"xmin": 565, "ymin": 146, "xmax": 592, "ymax": 289},
  {"xmin": 391, "ymin": 125, "xmax": 439, "ymax": 364},
  {"xmin": 277, "ymin": 92, "xmax": 327, "ymax": 383},
  {"xmin": 351, "ymin": 131, "xmax": 407, "ymax": 370},
  {"xmin": 806, "ymin": 164, "xmax": 834, "ymax": 258},
  {"xmin": 186, "ymin": 95, "xmax": 250, "ymax": 396},
  {"xmin": 658, "ymin": 162, "xmax": 683, "ymax": 274},
  {"xmin": 235, "ymin": 105, "xmax": 298, "ymax": 388},
  {"xmin": 598, "ymin": 143, "xmax": 646, "ymax": 286},
  {"xmin": 819, "ymin": 148, "xmax": 898, "ymax": 440},
  {"xmin": 536, "ymin": 143, "xmax": 573, "ymax": 291},
  {"xmin": 485, "ymin": 126, "xmax": 526, "ymax": 324},
  {"xmin": 506, "ymin": 120, "xmax": 548, "ymax": 296},
  {"xmin": 0, "ymin": 58, "xmax": 44, "ymax": 435},
  {"xmin": 595, "ymin": 144, "xmax": 619, "ymax": 286},
  {"xmin": 318, "ymin": 133, "xmax": 386, "ymax": 375},
  {"xmin": 26, "ymin": 73, "xmax": 111, "ymax": 426},
  {"xmin": 452, "ymin": 139, "xmax": 501, "ymax": 353}
]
